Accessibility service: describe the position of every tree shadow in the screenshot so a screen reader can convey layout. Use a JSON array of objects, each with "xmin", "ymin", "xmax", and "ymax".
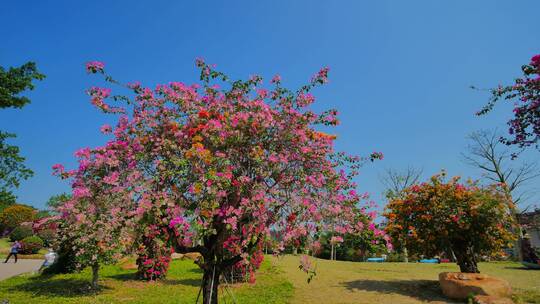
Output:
[
  {"xmin": 503, "ymin": 266, "xmax": 539, "ymax": 271},
  {"xmin": 351, "ymin": 267, "xmax": 408, "ymax": 274},
  {"xmin": 8, "ymin": 277, "xmax": 110, "ymax": 298},
  {"xmin": 161, "ymin": 278, "xmax": 201, "ymax": 287},
  {"xmin": 188, "ymin": 268, "xmax": 203, "ymax": 274},
  {"xmin": 105, "ymin": 272, "xmax": 201, "ymax": 287},
  {"xmin": 340, "ymin": 279, "xmax": 452, "ymax": 303},
  {"xmin": 106, "ymin": 272, "xmax": 138, "ymax": 281}
]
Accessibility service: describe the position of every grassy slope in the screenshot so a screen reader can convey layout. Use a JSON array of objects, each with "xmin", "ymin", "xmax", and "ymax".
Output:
[
  {"xmin": 276, "ymin": 255, "xmax": 540, "ymax": 304},
  {"xmin": 0, "ymin": 258, "xmax": 292, "ymax": 304}
]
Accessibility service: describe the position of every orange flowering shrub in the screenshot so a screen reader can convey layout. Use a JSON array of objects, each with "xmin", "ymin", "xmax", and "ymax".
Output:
[{"xmin": 384, "ymin": 172, "xmax": 515, "ymax": 273}]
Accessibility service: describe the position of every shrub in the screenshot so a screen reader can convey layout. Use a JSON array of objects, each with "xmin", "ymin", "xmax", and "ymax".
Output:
[
  {"xmin": 9, "ymin": 225, "xmax": 33, "ymax": 241},
  {"xmin": 385, "ymin": 172, "xmax": 516, "ymax": 273},
  {"xmin": 0, "ymin": 204, "xmax": 36, "ymax": 232},
  {"xmin": 37, "ymin": 229, "xmax": 56, "ymax": 247},
  {"xmin": 20, "ymin": 235, "xmax": 44, "ymax": 254},
  {"xmin": 42, "ymin": 236, "xmax": 78, "ymax": 274}
]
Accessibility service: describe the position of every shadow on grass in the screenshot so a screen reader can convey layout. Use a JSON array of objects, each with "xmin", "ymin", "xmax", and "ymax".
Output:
[
  {"xmin": 8, "ymin": 276, "xmax": 110, "ymax": 298},
  {"xmin": 503, "ymin": 266, "xmax": 540, "ymax": 271},
  {"xmin": 188, "ymin": 268, "xmax": 203, "ymax": 274},
  {"xmin": 340, "ymin": 279, "xmax": 450, "ymax": 302},
  {"xmin": 106, "ymin": 272, "xmax": 137, "ymax": 281},
  {"xmin": 106, "ymin": 272, "xmax": 201, "ymax": 287},
  {"xmin": 351, "ymin": 267, "xmax": 408, "ymax": 274},
  {"xmin": 161, "ymin": 278, "xmax": 201, "ymax": 286}
]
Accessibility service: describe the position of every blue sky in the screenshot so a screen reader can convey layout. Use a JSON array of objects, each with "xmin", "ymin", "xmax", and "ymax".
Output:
[{"xmin": 1, "ymin": 1, "xmax": 539, "ymax": 211}]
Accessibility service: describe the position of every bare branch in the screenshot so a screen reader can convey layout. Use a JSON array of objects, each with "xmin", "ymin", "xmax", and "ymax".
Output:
[
  {"xmin": 380, "ymin": 166, "xmax": 423, "ymax": 199},
  {"xmin": 463, "ymin": 129, "xmax": 540, "ymax": 208}
]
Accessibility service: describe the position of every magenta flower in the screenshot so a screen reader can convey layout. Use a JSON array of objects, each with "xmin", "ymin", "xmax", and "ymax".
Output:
[
  {"xmin": 52, "ymin": 163, "xmax": 65, "ymax": 176},
  {"xmin": 100, "ymin": 124, "xmax": 112, "ymax": 134},
  {"xmin": 85, "ymin": 61, "xmax": 105, "ymax": 74},
  {"xmin": 270, "ymin": 74, "xmax": 281, "ymax": 84},
  {"xmin": 530, "ymin": 54, "xmax": 540, "ymax": 68},
  {"xmin": 73, "ymin": 187, "xmax": 91, "ymax": 199}
]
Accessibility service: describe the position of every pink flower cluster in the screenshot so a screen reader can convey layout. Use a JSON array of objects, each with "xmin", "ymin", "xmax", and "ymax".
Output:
[{"xmin": 85, "ymin": 61, "xmax": 105, "ymax": 74}]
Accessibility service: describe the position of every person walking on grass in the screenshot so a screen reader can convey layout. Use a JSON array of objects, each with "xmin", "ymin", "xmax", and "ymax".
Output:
[{"xmin": 4, "ymin": 240, "xmax": 22, "ymax": 263}]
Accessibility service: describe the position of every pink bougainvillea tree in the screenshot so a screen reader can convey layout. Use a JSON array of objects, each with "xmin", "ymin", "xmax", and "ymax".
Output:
[
  {"xmin": 52, "ymin": 141, "xmax": 139, "ymax": 288},
  {"xmin": 57, "ymin": 59, "xmax": 382, "ymax": 303},
  {"xmin": 477, "ymin": 54, "xmax": 540, "ymax": 152}
]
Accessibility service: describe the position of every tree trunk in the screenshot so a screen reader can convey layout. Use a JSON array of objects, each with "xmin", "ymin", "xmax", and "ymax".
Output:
[
  {"xmin": 403, "ymin": 247, "xmax": 409, "ymax": 263},
  {"xmin": 91, "ymin": 263, "xmax": 99, "ymax": 289},
  {"xmin": 454, "ymin": 245, "xmax": 479, "ymax": 273},
  {"xmin": 202, "ymin": 265, "xmax": 220, "ymax": 304},
  {"xmin": 330, "ymin": 244, "xmax": 334, "ymax": 261},
  {"xmin": 514, "ymin": 226, "xmax": 524, "ymax": 261},
  {"xmin": 447, "ymin": 249, "xmax": 456, "ymax": 262}
]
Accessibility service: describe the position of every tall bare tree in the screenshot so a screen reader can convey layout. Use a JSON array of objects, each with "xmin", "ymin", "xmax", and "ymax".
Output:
[
  {"xmin": 463, "ymin": 129, "xmax": 540, "ymax": 260},
  {"xmin": 463, "ymin": 129, "xmax": 539, "ymax": 208},
  {"xmin": 380, "ymin": 166, "xmax": 423, "ymax": 262},
  {"xmin": 381, "ymin": 167, "xmax": 423, "ymax": 200}
]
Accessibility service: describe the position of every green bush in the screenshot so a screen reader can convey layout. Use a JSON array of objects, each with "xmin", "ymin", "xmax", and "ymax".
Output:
[
  {"xmin": 9, "ymin": 225, "xmax": 33, "ymax": 241},
  {"xmin": 20, "ymin": 235, "xmax": 44, "ymax": 254},
  {"xmin": 42, "ymin": 237, "xmax": 77, "ymax": 274},
  {"xmin": 36, "ymin": 229, "xmax": 56, "ymax": 247}
]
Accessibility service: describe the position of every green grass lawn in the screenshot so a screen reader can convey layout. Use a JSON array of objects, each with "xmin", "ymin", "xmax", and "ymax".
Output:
[
  {"xmin": 276, "ymin": 255, "xmax": 540, "ymax": 304},
  {"xmin": 0, "ymin": 238, "xmax": 10, "ymax": 252},
  {"xmin": 0, "ymin": 237, "xmax": 47, "ymax": 260},
  {"xmin": 1, "ymin": 254, "xmax": 539, "ymax": 303},
  {"xmin": 0, "ymin": 257, "xmax": 292, "ymax": 304}
]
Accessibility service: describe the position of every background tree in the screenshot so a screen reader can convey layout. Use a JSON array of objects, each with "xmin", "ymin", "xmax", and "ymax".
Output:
[
  {"xmin": 316, "ymin": 219, "xmax": 391, "ymax": 261},
  {"xmin": 0, "ymin": 61, "xmax": 45, "ymax": 109},
  {"xmin": 385, "ymin": 172, "xmax": 516, "ymax": 273},
  {"xmin": 380, "ymin": 167, "xmax": 423, "ymax": 200},
  {"xmin": 463, "ymin": 129, "xmax": 539, "ymax": 207},
  {"xmin": 46, "ymin": 193, "xmax": 71, "ymax": 210},
  {"xmin": 476, "ymin": 54, "xmax": 540, "ymax": 151},
  {"xmin": 0, "ymin": 204, "xmax": 36, "ymax": 233},
  {"xmin": 0, "ymin": 132, "xmax": 33, "ymax": 207},
  {"xmin": 463, "ymin": 129, "xmax": 540, "ymax": 260},
  {"xmin": 380, "ymin": 167, "xmax": 422, "ymax": 262},
  {"xmin": 0, "ymin": 61, "xmax": 45, "ymax": 207},
  {"xmin": 52, "ymin": 142, "xmax": 137, "ymax": 288}
]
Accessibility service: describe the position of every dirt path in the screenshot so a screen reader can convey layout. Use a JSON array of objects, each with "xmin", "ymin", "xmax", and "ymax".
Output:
[{"xmin": 0, "ymin": 259, "xmax": 42, "ymax": 281}]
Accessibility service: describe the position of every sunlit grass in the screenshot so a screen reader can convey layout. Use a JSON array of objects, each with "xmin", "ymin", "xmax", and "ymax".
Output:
[
  {"xmin": 0, "ymin": 257, "xmax": 293, "ymax": 304},
  {"xmin": 2, "ymin": 253, "xmax": 539, "ymax": 303},
  {"xmin": 276, "ymin": 255, "xmax": 540, "ymax": 304}
]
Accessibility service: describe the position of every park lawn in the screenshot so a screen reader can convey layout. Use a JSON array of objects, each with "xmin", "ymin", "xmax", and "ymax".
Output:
[
  {"xmin": 0, "ymin": 238, "xmax": 9, "ymax": 254},
  {"xmin": 1, "ymin": 254, "xmax": 539, "ymax": 304},
  {"xmin": 0, "ymin": 237, "xmax": 47, "ymax": 260},
  {"xmin": 0, "ymin": 257, "xmax": 293, "ymax": 304},
  {"xmin": 275, "ymin": 255, "xmax": 540, "ymax": 304}
]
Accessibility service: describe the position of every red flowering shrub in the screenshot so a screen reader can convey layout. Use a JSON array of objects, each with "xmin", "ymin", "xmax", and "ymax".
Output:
[
  {"xmin": 20, "ymin": 235, "xmax": 44, "ymax": 254},
  {"xmin": 385, "ymin": 172, "xmax": 516, "ymax": 273}
]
